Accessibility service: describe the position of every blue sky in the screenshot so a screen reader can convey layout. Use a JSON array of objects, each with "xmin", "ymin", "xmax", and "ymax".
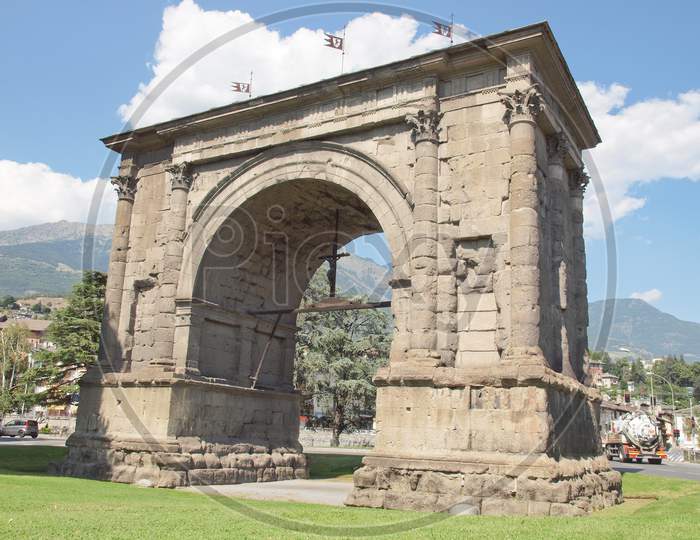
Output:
[{"xmin": 1, "ymin": 1, "xmax": 699, "ymax": 321}]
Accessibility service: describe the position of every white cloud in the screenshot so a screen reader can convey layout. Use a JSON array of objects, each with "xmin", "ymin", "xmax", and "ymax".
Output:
[
  {"xmin": 0, "ymin": 160, "xmax": 115, "ymax": 231},
  {"xmin": 630, "ymin": 288, "xmax": 662, "ymax": 303},
  {"xmin": 117, "ymin": 1, "xmax": 700, "ymax": 242},
  {"xmin": 118, "ymin": 0, "xmax": 463, "ymax": 127},
  {"xmin": 580, "ymin": 82, "xmax": 700, "ymax": 237}
]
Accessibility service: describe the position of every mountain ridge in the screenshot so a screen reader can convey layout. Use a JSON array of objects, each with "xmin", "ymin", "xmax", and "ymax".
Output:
[
  {"xmin": 1, "ymin": 222, "xmax": 697, "ymax": 360},
  {"xmin": 588, "ymin": 298, "xmax": 700, "ymax": 360},
  {"xmin": 0, "ymin": 221, "xmax": 391, "ymax": 300}
]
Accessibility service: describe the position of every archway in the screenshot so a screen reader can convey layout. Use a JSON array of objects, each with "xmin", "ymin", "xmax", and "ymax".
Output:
[
  {"xmin": 188, "ymin": 177, "xmax": 391, "ymax": 385},
  {"xmin": 62, "ymin": 27, "xmax": 623, "ymax": 513}
]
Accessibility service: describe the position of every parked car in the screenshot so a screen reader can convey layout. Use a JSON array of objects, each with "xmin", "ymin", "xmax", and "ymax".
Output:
[{"xmin": 0, "ymin": 419, "xmax": 39, "ymax": 438}]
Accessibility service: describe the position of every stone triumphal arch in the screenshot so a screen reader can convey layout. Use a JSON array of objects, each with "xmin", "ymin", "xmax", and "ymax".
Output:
[{"xmin": 59, "ymin": 23, "xmax": 621, "ymax": 514}]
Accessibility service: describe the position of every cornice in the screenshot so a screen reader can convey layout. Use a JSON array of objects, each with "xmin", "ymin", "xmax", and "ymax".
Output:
[{"xmin": 101, "ymin": 22, "xmax": 599, "ymax": 155}]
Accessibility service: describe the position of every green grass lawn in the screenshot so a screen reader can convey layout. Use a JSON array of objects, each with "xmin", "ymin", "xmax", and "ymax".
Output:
[
  {"xmin": 306, "ymin": 453, "xmax": 363, "ymax": 481},
  {"xmin": 1, "ymin": 446, "xmax": 699, "ymax": 539}
]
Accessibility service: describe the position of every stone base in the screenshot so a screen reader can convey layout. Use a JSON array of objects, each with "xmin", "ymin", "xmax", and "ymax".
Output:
[
  {"xmin": 346, "ymin": 455, "xmax": 622, "ymax": 515},
  {"xmin": 53, "ymin": 372, "xmax": 308, "ymax": 487},
  {"xmin": 53, "ymin": 433, "xmax": 308, "ymax": 488},
  {"xmin": 346, "ymin": 364, "xmax": 624, "ymax": 515}
]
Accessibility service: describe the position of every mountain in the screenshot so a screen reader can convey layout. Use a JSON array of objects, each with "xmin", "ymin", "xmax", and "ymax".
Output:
[
  {"xmin": 4, "ymin": 222, "xmax": 697, "ymax": 361},
  {"xmin": 0, "ymin": 221, "xmax": 113, "ymax": 246},
  {"xmin": 336, "ymin": 254, "xmax": 391, "ymax": 301},
  {"xmin": 588, "ymin": 298, "xmax": 700, "ymax": 361},
  {"xmin": 0, "ymin": 221, "xmax": 112, "ymax": 297},
  {"xmin": 0, "ymin": 221, "xmax": 391, "ymax": 300}
]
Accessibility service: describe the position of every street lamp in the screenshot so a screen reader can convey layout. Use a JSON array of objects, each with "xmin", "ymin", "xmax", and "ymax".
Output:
[
  {"xmin": 687, "ymin": 387, "xmax": 697, "ymax": 449},
  {"xmin": 647, "ymin": 372, "xmax": 676, "ymax": 415}
]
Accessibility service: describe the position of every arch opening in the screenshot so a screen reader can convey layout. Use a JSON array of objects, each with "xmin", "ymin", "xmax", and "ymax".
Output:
[{"xmin": 188, "ymin": 178, "xmax": 398, "ymax": 394}]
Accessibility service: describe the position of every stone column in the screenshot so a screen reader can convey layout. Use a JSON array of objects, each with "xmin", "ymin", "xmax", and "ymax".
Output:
[
  {"xmin": 569, "ymin": 168, "xmax": 590, "ymax": 381},
  {"xmin": 406, "ymin": 106, "xmax": 442, "ymax": 364},
  {"xmin": 99, "ymin": 174, "xmax": 137, "ymax": 370},
  {"xmin": 500, "ymin": 85, "xmax": 545, "ymax": 365},
  {"xmin": 151, "ymin": 162, "xmax": 194, "ymax": 369},
  {"xmin": 547, "ymin": 133, "xmax": 576, "ymax": 377}
]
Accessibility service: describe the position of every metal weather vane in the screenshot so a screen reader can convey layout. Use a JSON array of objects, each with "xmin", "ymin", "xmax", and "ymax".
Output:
[
  {"xmin": 323, "ymin": 25, "xmax": 347, "ymax": 74},
  {"xmin": 231, "ymin": 71, "xmax": 253, "ymax": 97},
  {"xmin": 432, "ymin": 15, "xmax": 454, "ymax": 45}
]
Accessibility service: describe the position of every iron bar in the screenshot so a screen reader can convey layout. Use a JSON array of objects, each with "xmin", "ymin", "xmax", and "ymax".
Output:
[
  {"xmin": 248, "ymin": 300, "xmax": 390, "ymax": 316},
  {"xmin": 249, "ymin": 312, "xmax": 283, "ymax": 389}
]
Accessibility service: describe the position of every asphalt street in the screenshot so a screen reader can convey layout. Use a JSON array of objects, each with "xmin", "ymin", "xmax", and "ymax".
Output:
[
  {"xmin": 0, "ymin": 436, "xmax": 67, "ymax": 447},
  {"xmin": 611, "ymin": 459, "xmax": 700, "ymax": 482}
]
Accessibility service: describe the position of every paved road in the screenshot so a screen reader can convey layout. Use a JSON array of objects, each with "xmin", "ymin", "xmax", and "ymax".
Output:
[
  {"xmin": 0, "ymin": 436, "xmax": 66, "ymax": 447},
  {"xmin": 183, "ymin": 479, "xmax": 353, "ymax": 506},
  {"xmin": 612, "ymin": 459, "xmax": 700, "ymax": 482}
]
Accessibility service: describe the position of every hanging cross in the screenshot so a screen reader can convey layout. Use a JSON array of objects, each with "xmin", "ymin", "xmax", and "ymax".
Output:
[{"xmin": 318, "ymin": 209, "xmax": 349, "ymax": 297}]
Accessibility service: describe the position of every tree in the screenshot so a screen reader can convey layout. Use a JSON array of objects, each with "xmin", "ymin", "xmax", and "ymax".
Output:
[
  {"xmin": 0, "ymin": 323, "xmax": 35, "ymax": 416},
  {"xmin": 31, "ymin": 303, "xmax": 51, "ymax": 315},
  {"xmin": 35, "ymin": 271, "xmax": 106, "ymax": 404},
  {"xmin": 629, "ymin": 358, "xmax": 647, "ymax": 385},
  {"xmin": 0, "ymin": 295, "xmax": 18, "ymax": 309},
  {"xmin": 609, "ymin": 357, "xmax": 629, "ymax": 387},
  {"xmin": 294, "ymin": 270, "xmax": 391, "ymax": 447}
]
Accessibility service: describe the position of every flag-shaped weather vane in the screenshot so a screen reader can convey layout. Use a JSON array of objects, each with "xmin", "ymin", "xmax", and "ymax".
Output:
[
  {"xmin": 231, "ymin": 71, "xmax": 253, "ymax": 98},
  {"xmin": 433, "ymin": 14, "xmax": 454, "ymax": 45},
  {"xmin": 323, "ymin": 25, "xmax": 347, "ymax": 74}
]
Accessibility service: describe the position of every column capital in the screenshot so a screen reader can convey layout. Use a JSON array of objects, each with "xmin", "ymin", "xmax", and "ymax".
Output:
[
  {"xmin": 166, "ymin": 161, "xmax": 195, "ymax": 191},
  {"xmin": 110, "ymin": 175, "xmax": 137, "ymax": 202},
  {"xmin": 546, "ymin": 132, "xmax": 569, "ymax": 165},
  {"xmin": 406, "ymin": 109, "xmax": 443, "ymax": 144},
  {"xmin": 499, "ymin": 84, "xmax": 544, "ymax": 126},
  {"xmin": 569, "ymin": 167, "xmax": 590, "ymax": 196}
]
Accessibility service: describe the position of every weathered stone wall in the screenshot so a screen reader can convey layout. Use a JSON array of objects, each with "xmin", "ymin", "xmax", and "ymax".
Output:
[
  {"xmin": 58, "ymin": 377, "xmax": 306, "ymax": 488},
  {"xmin": 347, "ymin": 455, "xmax": 621, "ymax": 516}
]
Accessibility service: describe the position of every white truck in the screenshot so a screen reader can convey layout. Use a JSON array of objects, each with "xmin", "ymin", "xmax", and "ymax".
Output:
[{"xmin": 603, "ymin": 411, "xmax": 667, "ymax": 464}]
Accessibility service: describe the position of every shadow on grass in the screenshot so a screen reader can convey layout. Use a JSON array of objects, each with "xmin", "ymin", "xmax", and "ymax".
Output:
[
  {"xmin": 307, "ymin": 453, "xmax": 363, "ymax": 480},
  {"xmin": 0, "ymin": 445, "xmax": 67, "ymax": 476}
]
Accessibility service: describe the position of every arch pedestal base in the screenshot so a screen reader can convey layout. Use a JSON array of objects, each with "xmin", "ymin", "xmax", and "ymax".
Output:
[
  {"xmin": 346, "ymin": 365, "xmax": 623, "ymax": 515},
  {"xmin": 53, "ymin": 372, "xmax": 308, "ymax": 488}
]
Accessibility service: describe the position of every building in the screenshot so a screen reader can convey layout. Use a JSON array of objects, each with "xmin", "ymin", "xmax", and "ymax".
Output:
[
  {"xmin": 0, "ymin": 318, "xmax": 52, "ymax": 350},
  {"xmin": 588, "ymin": 359, "xmax": 604, "ymax": 387},
  {"xmin": 600, "ymin": 400, "xmax": 633, "ymax": 434},
  {"xmin": 600, "ymin": 372, "xmax": 619, "ymax": 389}
]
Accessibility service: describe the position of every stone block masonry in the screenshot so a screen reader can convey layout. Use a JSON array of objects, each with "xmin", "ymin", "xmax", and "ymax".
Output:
[{"xmin": 61, "ymin": 22, "xmax": 620, "ymax": 514}]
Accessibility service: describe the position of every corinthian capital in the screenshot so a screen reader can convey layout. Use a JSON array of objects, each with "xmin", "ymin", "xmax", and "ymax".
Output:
[
  {"xmin": 569, "ymin": 167, "xmax": 590, "ymax": 195},
  {"xmin": 110, "ymin": 175, "xmax": 137, "ymax": 201},
  {"xmin": 406, "ymin": 109, "xmax": 443, "ymax": 144},
  {"xmin": 499, "ymin": 84, "xmax": 544, "ymax": 126},
  {"xmin": 166, "ymin": 162, "xmax": 195, "ymax": 191},
  {"xmin": 547, "ymin": 132, "xmax": 568, "ymax": 164}
]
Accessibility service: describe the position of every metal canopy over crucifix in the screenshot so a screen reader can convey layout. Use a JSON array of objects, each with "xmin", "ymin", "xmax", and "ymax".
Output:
[{"xmin": 318, "ymin": 209, "xmax": 349, "ymax": 298}]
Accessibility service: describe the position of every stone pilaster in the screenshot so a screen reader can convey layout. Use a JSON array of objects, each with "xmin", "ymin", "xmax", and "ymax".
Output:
[
  {"xmin": 500, "ymin": 84, "xmax": 545, "ymax": 365},
  {"xmin": 99, "ymin": 173, "xmax": 137, "ymax": 371},
  {"xmin": 406, "ymin": 106, "xmax": 442, "ymax": 363},
  {"xmin": 151, "ymin": 162, "xmax": 194, "ymax": 370},
  {"xmin": 569, "ymin": 168, "xmax": 590, "ymax": 382},
  {"xmin": 546, "ymin": 133, "xmax": 576, "ymax": 377}
]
